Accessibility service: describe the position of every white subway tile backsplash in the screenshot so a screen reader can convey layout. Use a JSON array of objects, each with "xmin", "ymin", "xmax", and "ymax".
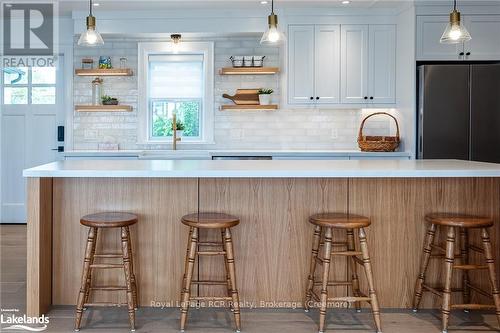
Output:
[{"xmin": 73, "ymin": 36, "xmax": 393, "ymax": 150}]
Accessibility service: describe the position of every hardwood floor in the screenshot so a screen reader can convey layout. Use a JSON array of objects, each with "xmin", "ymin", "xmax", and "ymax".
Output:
[{"xmin": 2, "ymin": 225, "xmax": 499, "ymax": 333}]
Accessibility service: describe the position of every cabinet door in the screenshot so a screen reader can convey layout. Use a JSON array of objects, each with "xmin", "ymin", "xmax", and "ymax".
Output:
[
  {"xmin": 368, "ymin": 25, "xmax": 396, "ymax": 104},
  {"xmin": 288, "ymin": 25, "xmax": 315, "ymax": 104},
  {"xmin": 416, "ymin": 16, "xmax": 464, "ymax": 60},
  {"xmin": 314, "ymin": 25, "xmax": 341, "ymax": 104},
  {"xmin": 464, "ymin": 16, "xmax": 500, "ymax": 61},
  {"xmin": 341, "ymin": 25, "xmax": 369, "ymax": 104}
]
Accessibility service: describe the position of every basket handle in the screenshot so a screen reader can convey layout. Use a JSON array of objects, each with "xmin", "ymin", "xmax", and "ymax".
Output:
[{"xmin": 358, "ymin": 112, "xmax": 400, "ymax": 140}]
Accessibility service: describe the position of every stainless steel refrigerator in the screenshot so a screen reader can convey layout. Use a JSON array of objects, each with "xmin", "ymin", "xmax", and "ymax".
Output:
[{"xmin": 417, "ymin": 64, "xmax": 500, "ymax": 163}]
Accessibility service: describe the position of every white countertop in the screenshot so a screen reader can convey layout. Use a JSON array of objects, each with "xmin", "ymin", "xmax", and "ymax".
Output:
[{"xmin": 23, "ymin": 159, "xmax": 500, "ymax": 178}]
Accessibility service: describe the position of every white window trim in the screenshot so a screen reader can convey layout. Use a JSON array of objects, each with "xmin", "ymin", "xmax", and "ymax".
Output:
[{"xmin": 138, "ymin": 41, "xmax": 214, "ymax": 145}]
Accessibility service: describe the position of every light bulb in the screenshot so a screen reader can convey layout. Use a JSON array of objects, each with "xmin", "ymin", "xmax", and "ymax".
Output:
[
  {"xmin": 268, "ymin": 27, "xmax": 280, "ymax": 42},
  {"xmin": 449, "ymin": 25, "xmax": 462, "ymax": 40},
  {"xmin": 78, "ymin": 27, "xmax": 104, "ymax": 46}
]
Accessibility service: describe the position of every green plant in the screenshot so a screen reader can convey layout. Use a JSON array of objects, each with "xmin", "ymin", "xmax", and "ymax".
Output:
[
  {"xmin": 101, "ymin": 95, "xmax": 118, "ymax": 103},
  {"xmin": 258, "ymin": 88, "xmax": 274, "ymax": 95},
  {"xmin": 174, "ymin": 120, "xmax": 185, "ymax": 131}
]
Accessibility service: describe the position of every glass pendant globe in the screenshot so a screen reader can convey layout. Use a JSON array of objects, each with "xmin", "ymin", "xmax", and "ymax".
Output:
[
  {"xmin": 440, "ymin": 22, "xmax": 471, "ymax": 44},
  {"xmin": 78, "ymin": 27, "xmax": 104, "ymax": 46}
]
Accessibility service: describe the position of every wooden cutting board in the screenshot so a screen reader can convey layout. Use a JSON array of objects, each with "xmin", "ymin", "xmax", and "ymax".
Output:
[{"xmin": 222, "ymin": 89, "xmax": 260, "ymax": 105}]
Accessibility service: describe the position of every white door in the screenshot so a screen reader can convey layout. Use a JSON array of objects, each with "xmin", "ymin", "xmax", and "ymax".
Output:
[
  {"xmin": 1, "ymin": 57, "xmax": 64, "ymax": 223},
  {"xmin": 368, "ymin": 25, "xmax": 396, "ymax": 104},
  {"xmin": 288, "ymin": 25, "xmax": 315, "ymax": 105},
  {"xmin": 464, "ymin": 15, "xmax": 500, "ymax": 61},
  {"xmin": 341, "ymin": 25, "xmax": 369, "ymax": 104},
  {"xmin": 314, "ymin": 25, "xmax": 341, "ymax": 104},
  {"xmin": 416, "ymin": 16, "xmax": 464, "ymax": 61}
]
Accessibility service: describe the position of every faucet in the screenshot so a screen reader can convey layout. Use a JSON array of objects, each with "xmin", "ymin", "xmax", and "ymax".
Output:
[{"xmin": 172, "ymin": 113, "xmax": 181, "ymax": 150}]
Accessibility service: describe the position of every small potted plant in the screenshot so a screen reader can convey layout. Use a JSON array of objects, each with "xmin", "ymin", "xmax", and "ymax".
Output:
[
  {"xmin": 173, "ymin": 119, "xmax": 185, "ymax": 137},
  {"xmin": 101, "ymin": 95, "xmax": 119, "ymax": 105},
  {"xmin": 258, "ymin": 88, "xmax": 273, "ymax": 105}
]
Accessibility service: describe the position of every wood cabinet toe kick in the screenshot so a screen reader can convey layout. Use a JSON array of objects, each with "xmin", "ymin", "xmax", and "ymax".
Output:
[{"xmin": 26, "ymin": 176, "xmax": 500, "ymax": 316}]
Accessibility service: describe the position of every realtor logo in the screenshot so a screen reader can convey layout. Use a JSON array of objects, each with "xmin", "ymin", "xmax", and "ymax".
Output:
[{"xmin": 2, "ymin": 1, "xmax": 57, "ymax": 56}]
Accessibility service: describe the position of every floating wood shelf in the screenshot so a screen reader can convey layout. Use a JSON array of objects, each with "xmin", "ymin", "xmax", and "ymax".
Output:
[
  {"xmin": 75, "ymin": 105, "xmax": 133, "ymax": 112},
  {"xmin": 219, "ymin": 67, "xmax": 280, "ymax": 75},
  {"xmin": 220, "ymin": 104, "xmax": 278, "ymax": 111},
  {"xmin": 75, "ymin": 68, "xmax": 133, "ymax": 76}
]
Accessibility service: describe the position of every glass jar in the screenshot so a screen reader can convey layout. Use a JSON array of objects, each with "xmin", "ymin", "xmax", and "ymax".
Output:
[
  {"xmin": 91, "ymin": 78, "xmax": 103, "ymax": 105},
  {"xmin": 119, "ymin": 57, "xmax": 127, "ymax": 69}
]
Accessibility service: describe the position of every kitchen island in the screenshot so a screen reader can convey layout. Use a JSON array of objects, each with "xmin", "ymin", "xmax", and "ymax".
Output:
[{"xmin": 23, "ymin": 159, "xmax": 500, "ymax": 316}]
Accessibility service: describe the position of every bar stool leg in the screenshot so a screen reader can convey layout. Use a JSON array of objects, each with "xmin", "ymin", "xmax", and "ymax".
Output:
[
  {"xmin": 83, "ymin": 228, "xmax": 98, "ymax": 309},
  {"xmin": 413, "ymin": 223, "xmax": 437, "ymax": 311},
  {"xmin": 459, "ymin": 228, "xmax": 470, "ymax": 309},
  {"xmin": 75, "ymin": 227, "xmax": 97, "ymax": 331},
  {"xmin": 481, "ymin": 228, "xmax": 500, "ymax": 326},
  {"xmin": 347, "ymin": 229, "xmax": 361, "ymax": 312},
  {"xmin": 181, "ymin": 227, "xmax": 193, "ymax": 301},
  {"xmin": 359, "ymin": 227, "xmax": 382, "ymax": 333},
  {"xmin": 318, "ymin": 227, "xmax": 333, "ymax": 333},
  {"xmin": 121, "ymin": 227, "xmax": 136, "ymax": 331},
  {"xmin": 221, "ymin": 229, "xmax": 233, "ymax": 310},
  {"xmin": 225, "ymin": 228, "xmax": 241, "ymax": 332},
  {"xmin": 181, "ymin": 227, "xmax": 198, "ymax": 332},
  {"xmin": 125, "ymin": 227, "xmax": 138, "ymax": 310},
  {"xmin": 442, "ymin": 227, "xmax": 456, "ymax": 333},
  {"xmin": 305, "ymin": 225, "xmax": 322, "ymax": 312}
]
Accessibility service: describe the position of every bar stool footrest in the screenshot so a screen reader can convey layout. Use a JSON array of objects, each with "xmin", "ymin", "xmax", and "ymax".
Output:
[
  {"xmin": 89, "ymin": 263, "xmax": 124, "ymax": 269},
  {"xmin": 314, "ymin": 281, "xmax": 353, "ymax": 287},
  {"xmin": 84, "ymin": 302, "xmax": 129, "ymax": 307},
  {"xmin": 453, "ymin": 264, "xmax": 488, "ymax": 270},
  {"xmin": 191, "ymin": 280, "xmax": 229, "ymax": 286},
  {"xmin": 93, "ymin": 253, "xmax": 123, "ymax": 258},
  {"xmin": 327, "ymin": 296, "xmax": 372, "ymax": 303},
  {"xmin": 190, "ymin": 296, "xmax": 232, "ymax": 301},
  {"xmin": 90, "ymin": 285, "xmax": 128, "ymax": 291},
  {"xmin": 197, "ymin": 251, "xmax": 226, "ymax": 256}
]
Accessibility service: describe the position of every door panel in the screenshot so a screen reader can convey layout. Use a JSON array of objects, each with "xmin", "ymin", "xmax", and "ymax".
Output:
[
  {"xmin": 464, "ymin": 16, "xmax": 500, "ymax": 61},
  {"xmin": 341, "ymin": 25, "xmax": 369, "ymax": 104},
  {"xmin": 1, "ymin": 115, "xmax": 26, "ymax": 223},
  {"xmin": 420, "ymin": 65, "xmax": 470, "ymax": 160},
  {"xmin": 288, "ymin": 25, "xmax": 315, "ymax": 104},
  {"xmin": 369, "ymin": 25, "xmax": 396, "ymax": 104},
  {"xmin": 314, "ymin": 25, "xmax": 341, "ymax": 104},
  {"xmin": 471, "ymin": 64, "xmax": 500, "ymax": 162}
]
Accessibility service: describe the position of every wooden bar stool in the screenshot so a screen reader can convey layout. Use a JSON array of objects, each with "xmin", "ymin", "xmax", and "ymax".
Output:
[
  {"xmin": 180, "ymin": 213, "xmax": 241, "ymax": 332},
  {"xmin": 74, "ymin": 212, "xmax": 138, "ymax": 332},
  {"xmin": 304, "ymin": 213, "xmax": 382, "ymax": 333},
  {"xmin": 413, "ymin": 213, "xmax": 500, "ymax": 333}
]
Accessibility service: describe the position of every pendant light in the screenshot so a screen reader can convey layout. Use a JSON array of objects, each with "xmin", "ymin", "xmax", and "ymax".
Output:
[
  {"xmin": 440, "ymin": 0, "xmax": 471, "ymax": 44},
  {"xmin": 260, "ymin": 0, "xmax": 286, "ymax": 45},
  {"xmin": 171, "ymin": 34, "xmax": 182, "ymax": 54},
  {"xmin": 78, "ymin": 0, "xmax": 104, "ymax": 46}
]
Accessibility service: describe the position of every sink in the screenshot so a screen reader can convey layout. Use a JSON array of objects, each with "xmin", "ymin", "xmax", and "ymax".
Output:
[{"xmin": 138, "ymin": 150, "xmax": 211, "ymax": 160}]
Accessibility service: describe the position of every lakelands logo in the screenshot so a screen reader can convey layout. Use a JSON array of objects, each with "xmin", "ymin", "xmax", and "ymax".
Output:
[{"xmin": 0, "ymin": 310, "xmax": 49, "ymax": 332}]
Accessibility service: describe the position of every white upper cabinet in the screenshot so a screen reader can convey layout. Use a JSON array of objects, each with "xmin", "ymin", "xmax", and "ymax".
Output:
[
  {"xmin": 288, "ymin": 25, "xmax": 315, "ymax": 104},
  {"xmin": 341, "ymin": 25, "xmax": 369, "ymax": 104},
  {"xmin": 288, "ymin": 25, "xmax": 340, "ymax": 105},
  {"xmin": 369, "ymin": 25, "xmax": 396, "ymax": 104},
  {"xmin": 464, "ymin": 16, "xmax": 500, "ymax": 60},
  {"xmin": 417, "ymin": 15, "xmax": 500, "ymax": 61},
  {"xmin": 314, "ymin": 25, "xmax": 341, "ymax": 104},
  {"xmin": 288, "ymin": 23, "xmax": 396, "ymax": 106}
]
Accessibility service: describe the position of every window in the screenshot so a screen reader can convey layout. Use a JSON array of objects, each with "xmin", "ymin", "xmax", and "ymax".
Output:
[
  {"xmin": 3, "ymin": 66, "xmax": 56, "ymax": 104},
  {"xmin": 138, "ymin": 42, "xmax": 214, "ymax": 144}
]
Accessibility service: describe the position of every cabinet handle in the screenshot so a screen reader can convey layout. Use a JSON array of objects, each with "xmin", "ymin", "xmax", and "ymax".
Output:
[
  {"xmin": 364, "ymin": 96, "xmax": 368, "ymax": 100},
  {"xmin": 316, "ymin": 97, "xmax": 320, "ymax": 100},
  {"xmin": 466, "ymin": 52, "xmax": 471, "ymax": 56},
  {"xmin": 370, "ymin": 96, "xmax": 374, "ymax": 100},
  {"xmin": 459, "ymin": 52, "xmax": 465, "ymax": 56},
  {"xmin": 310, "ymin": 97, "xmax": 314, "ymax": 100}
]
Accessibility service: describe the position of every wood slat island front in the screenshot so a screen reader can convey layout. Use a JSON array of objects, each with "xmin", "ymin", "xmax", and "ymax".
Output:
[{"xmin": 23, "ymin": 160, "xmax": 500, "ymax": 316}]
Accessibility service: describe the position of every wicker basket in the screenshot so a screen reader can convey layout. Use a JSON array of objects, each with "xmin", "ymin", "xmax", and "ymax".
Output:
[{"xmin": 357, "ymin": 112, "xmax": 400, "ymax": 152}]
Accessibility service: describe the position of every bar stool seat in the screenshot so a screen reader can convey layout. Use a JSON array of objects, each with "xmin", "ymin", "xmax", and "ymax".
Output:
[
  {"xmin": 425, "ymin": 213, "xmax": 493, "ymax": 228},
  {"xmin": 309, "ymin": 213, "xmax": 371, "ymax": 229},
  {"xmin": 81, "ymin": 212, "xmax": 138, "ymax": 228},
  {"xmin": 181, "ymin": 212, "xmax": 239, "ymax": 229}
]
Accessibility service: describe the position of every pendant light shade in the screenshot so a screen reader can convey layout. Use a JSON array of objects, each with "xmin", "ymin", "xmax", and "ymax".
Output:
[
  {"xmin": 440, "ymin": 1, "xmax": 471, "ymax": 44},
  {"xmin": 78, "ymin": 0, "xmax": 104, "ymax": 46},
  {"xmin": 260, "ymin": 0, "xmax": 286, "ymax": 45}
]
